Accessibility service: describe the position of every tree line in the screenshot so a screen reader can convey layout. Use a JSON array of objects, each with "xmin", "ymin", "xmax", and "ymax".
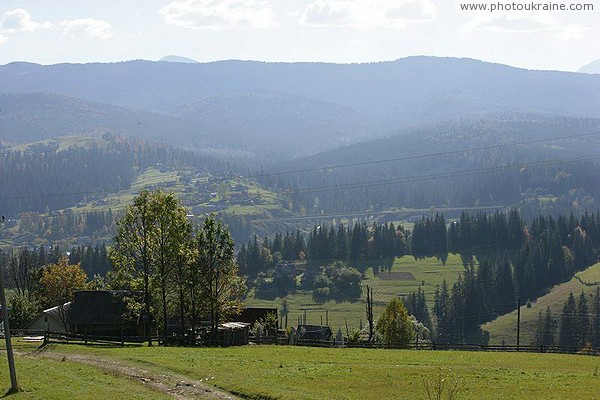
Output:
[
  {"xmin": 237, "ymin": 221, "xmax": 409, "ymax": 277},
  {"xmin": 17, "ymin": 210, "xmax": 118, "ymax": 243},
  {"xmin": 240, "ymin": 209, "xmax": 600, "ymax": 344},
  {"xmin": 535, "ymin": 288, "xmax": 600, "ymax": 350}
]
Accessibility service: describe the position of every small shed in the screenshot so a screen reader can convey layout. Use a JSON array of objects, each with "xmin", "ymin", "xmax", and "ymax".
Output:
[
  {"xmin": 220, "ymin": 322, "xmax": 250, "ymax": 346},
  {"xmin": 296, "ymin": 325, "xmax": 333, "ymax": 342},
  {"xmin": 26, "ymin": 303, "xmax": 71, "ymax": 334},
  {"xmin": 202, "ymin": 322, "xmax": 251, "ymax": 346}
]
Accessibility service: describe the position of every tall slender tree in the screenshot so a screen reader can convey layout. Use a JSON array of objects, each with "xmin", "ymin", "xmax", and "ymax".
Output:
[
  {"xmin": 194, "ymin": 215, "xmax": 245, "ymax": 331},
  {"xmin": 151, "ymin": 191, "xmax": 193, "ymax": 340},
  {"xmin": 111, "ymin": 190, "xmax": 156, "ymax": 344}
]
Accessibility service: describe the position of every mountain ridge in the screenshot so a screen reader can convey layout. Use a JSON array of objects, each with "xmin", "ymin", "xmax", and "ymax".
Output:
[{"xmin": 2, "ymin": 56, "xmax": 600, "ymax": 122}]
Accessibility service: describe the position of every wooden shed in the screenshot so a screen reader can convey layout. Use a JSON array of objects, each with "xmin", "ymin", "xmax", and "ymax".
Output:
[{"xmin": 26, "ymin": 303, "xmax": 71, "ymax": 334}]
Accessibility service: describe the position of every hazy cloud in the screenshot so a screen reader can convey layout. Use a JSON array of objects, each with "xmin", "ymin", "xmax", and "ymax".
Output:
[
  {"xmin": 61, "ymin": 18, "xmax": 113, "ymax": 39},
  {"xmin": 0, "ymin": 8, "xmax": 53, "ymax": 33},
  {"xmin": 0, "ymin": 34, "xmax": 7, "ymax": 45},
  {"xmin": 300, "ymin": 0, "xmax": 437, "ymax": 28},
  {"xmin": 463, "ymin": 12, "xmax": 590, "ymax": 39},
  {"xmin": 159, "ymin": 0, "xmax": 278, "ymax": 30}
]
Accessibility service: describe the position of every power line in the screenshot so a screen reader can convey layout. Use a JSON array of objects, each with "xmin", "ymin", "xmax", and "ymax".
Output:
[
  {"xmin": 282, "ymin": 155, "xmax": 599, "ymax": 196},
  {"xmin": 1, "ymin": 146, "xmax": 599, "ymax": 225},
  {"xmin": 251, "ymin": 205, "xmax": 505, "ymax": 224},
  {"xmin": 0, "ymin": 188, "xmax": 119, "ymax": 202},
  {"xmin": 246, "ymin": 131, "xmax": 600, "ymax": 179},
  {"xmin": 250, "ymin": 155, "xmax": 599, "ymax": 224}
]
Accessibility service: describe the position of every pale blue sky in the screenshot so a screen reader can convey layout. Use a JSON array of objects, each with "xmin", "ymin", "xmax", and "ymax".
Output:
[{"xmin": 0, "ymin": 0, "xmax": 598, "ymax": 71}]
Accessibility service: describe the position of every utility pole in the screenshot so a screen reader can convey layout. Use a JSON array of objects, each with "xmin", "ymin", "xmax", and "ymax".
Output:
[
  {"xmin": 516, "ymin": 296, "xmax": 521, "ymax": 352},
  {"xmin": 0, "ymin": 216, "xmax": 19, "ymax": 393},
  {"xmin": 366, "ymin": 285, "xmax": 374, "ymax": 343}
]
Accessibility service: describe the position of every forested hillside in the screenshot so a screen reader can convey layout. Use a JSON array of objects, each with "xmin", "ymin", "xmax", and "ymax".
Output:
[
  {"xmin": 0, "ymin": 93, "xmax": 208, "ymax": 147},
  {"xmin": 0, "ymin": 92, "xmax": 375, "ymax": 161},
  {"xmin": 4, "ymin": 58, "xmax": 600, "ymax": 163},
  {"xmin": 0, "ymin": 133, "xmax": 227, "ymax": 217},
  {"xmin": 263, "ymin": 117, "xmax": 600, "ymax": 217},
  {"xmin": 240, "ymin": 210, "xmax": 600, "ymax": 345},
  {"xmin": 174, "ymin": 92, "xmax": 376, "ymax": 159}
]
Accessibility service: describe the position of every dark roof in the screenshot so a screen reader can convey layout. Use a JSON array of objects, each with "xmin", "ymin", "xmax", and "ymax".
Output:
[
  {"xmin": 235, "ymin": 308, "xmax": 278, "ymax": 325},
  {"xmin": 68, "ymin": 291, "xmax": 128, "ymax": 326},
  {"xmin": 296, "ymin": 325, "xmax": 332, "ymax": 340}
]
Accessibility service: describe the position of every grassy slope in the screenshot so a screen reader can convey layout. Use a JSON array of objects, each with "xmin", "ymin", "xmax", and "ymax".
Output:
[
  {"xmin": 0, "ymin": 350, "xmax": 167, "ymax": 399},
  {"xmin": 245, "ymin": 254, "xmax": 465, "ymax": 333},
  {"xmin": 8, "ymin": 135, "xmax": 286, "ymax": 218},
  {"xmin": 9, "ymin": 135, "xmax": 109, "ymax": 152},
  {"xmin": 44, "ymin": 344, "xmax": 600, "ymax": 400},
  {"xmin": 482, "ymin": 262, "xmax": 600, "ymax": 345},
  {"xmin": 71, "ymin": 167, "xmax": 288, "ymax": 217}
]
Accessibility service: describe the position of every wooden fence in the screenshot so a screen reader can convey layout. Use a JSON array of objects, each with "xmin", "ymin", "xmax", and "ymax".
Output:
[{"xmin": 21, "ymin": 331, "xmax": 600, "ymax": 356}]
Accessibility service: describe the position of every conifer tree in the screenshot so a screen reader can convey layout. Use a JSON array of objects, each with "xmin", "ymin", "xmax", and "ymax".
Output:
[
  {"xmin": 558, "ymin": 292, "xmax": 578, "ymax": 349},
  {"xmin": 592, "ymin": 287, "xmax": 600, "ymax": 348},
  {"xmin": 542, "ymin": 306, "xmax": 556, "ymax": 347},
  {"xmin": 577, "ymin": 290, "xmax": 590, "ymax": 348}
]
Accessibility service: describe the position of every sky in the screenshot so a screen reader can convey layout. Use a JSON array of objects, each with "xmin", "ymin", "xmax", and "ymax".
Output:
[{"xmin": 0, "ymin": 0, "xmax": 598, "ymax": 71}]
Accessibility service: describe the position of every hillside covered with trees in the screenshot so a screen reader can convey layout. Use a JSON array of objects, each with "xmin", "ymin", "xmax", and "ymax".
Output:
[
  {"xmin": 240, "ymin": 209, "xmax": 600, "ymax": 346},
  {"xmin": 263, "ymin": 117, "xmax": 600, "ymax": 217}
]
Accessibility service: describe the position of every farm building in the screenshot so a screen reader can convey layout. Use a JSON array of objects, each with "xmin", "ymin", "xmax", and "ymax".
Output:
[
  {"xmin": 236, "ymin": 307, "xmax": 279, "ymax": 328},
  {"xmin": 26, "ymin": 303, "xmax": 71, "ymax": 334},
  {"xmin": 295, "ymin": 325, "xmax": 333, "ymax": 342},
  {"xmin": 68, "ymin": 290, "xmax": 142, "ymax": 337},
  {"xmin": 212, "ymin": 322, "xmax": 251, "ymax": 346}
]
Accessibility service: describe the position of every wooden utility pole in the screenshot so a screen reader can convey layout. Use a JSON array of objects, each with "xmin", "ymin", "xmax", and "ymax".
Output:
[
  {"xmin": 516, "ymin": 296, "xmax": 521, "ymax": 351},
  {"xmin": 0, "ymin": 216, "xmax": 19, "ymax": 393},
  {"xmin": 366, "ymin": 285, "xmax": 374, "ymax": 343}
]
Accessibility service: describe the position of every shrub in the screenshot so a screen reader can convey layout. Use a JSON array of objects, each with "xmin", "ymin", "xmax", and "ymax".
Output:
[{"xmin": 376, "ymin": 298, "xmax": 414, "ymax": 347}]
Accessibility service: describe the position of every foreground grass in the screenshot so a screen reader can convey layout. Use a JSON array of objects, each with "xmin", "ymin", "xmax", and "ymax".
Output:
[
  {"xmin": 43, "ymin": 344, "xmax": 600, "ymax": 399},
  {"xmin": 0, "ymin": 349, "xmax": 167, "ymax": 399}
]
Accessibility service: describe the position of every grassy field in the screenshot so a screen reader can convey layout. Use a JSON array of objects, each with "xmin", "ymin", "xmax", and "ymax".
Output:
[
  {"xmin": 0, "ymin": 348, "xmax": 167, "ymax": 399},
  {"xmin": 9, "ymin": 135, "xmax": 109, "ymax": 152},
  {"xmin": 34, "ymin": 343, "xmax": 600, "ymax": 400},
  {"xmin": 67, "ymin": 166, "xmax": 287, "ymax": 218},
  {"xmin": 245, "ymin": 254, "xmax": 466, "ymax": 333},
  {"xmin": 482, "ymin": 262, "xmax": 600, "ymax": 345}
]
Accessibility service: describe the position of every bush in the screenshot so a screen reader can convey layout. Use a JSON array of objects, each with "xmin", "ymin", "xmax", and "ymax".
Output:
[
  {"xmin": 312, "ymin": 287, "xmax": 330, "ymax": 304},
  {"xmin": 376, "ymin": 298, "xmax": 414, "ymax": 347},
  {"xmin": 347, "ymin": 328, "xmax": 362, "ymax": 344},
  {"xmin": 8, "ymin": 294, "xmax": 41, "ymax": 329}
]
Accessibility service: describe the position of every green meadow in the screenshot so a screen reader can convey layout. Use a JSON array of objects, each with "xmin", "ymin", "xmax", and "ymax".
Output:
[
  {"xmin": 245, "ymin": 254, "xmax": 466, "ymax": 332},
  {"xmin": 23, "ymin": 344, "xmax": 600, "ymax": 400}
]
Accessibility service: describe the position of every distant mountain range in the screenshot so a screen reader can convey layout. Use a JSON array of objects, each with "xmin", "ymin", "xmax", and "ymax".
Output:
[
  {"xmin": 3, "ymin": 56, "xmax": 600, "ymax": 161},
  {"xmin": 173, "ymin": 92, "xmax": 377, "ymax": 158},
  {"xmin": 0, "ymin": 91, "xmax": 375, "ymax": 160},
  {"xmin": 579, "ymin": 58, "xmax": 600, "ymax": 74},
  {"xmin": 159, "ymin": 55, "xmax": 199, "ymax": 64},
  {"xmin": 0, "ymin": 92, "xmax": 207, "ymax": 146}
]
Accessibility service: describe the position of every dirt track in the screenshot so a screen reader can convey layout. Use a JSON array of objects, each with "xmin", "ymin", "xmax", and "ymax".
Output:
[{"xmin": 20, "ymin": 349, "xmax": 240, "ymax": 400}]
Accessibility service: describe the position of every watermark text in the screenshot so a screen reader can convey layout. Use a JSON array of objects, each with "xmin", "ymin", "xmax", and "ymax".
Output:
[{"xmin": 460, "ymin": 2, "xmax": 594, "ymax": 12}]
